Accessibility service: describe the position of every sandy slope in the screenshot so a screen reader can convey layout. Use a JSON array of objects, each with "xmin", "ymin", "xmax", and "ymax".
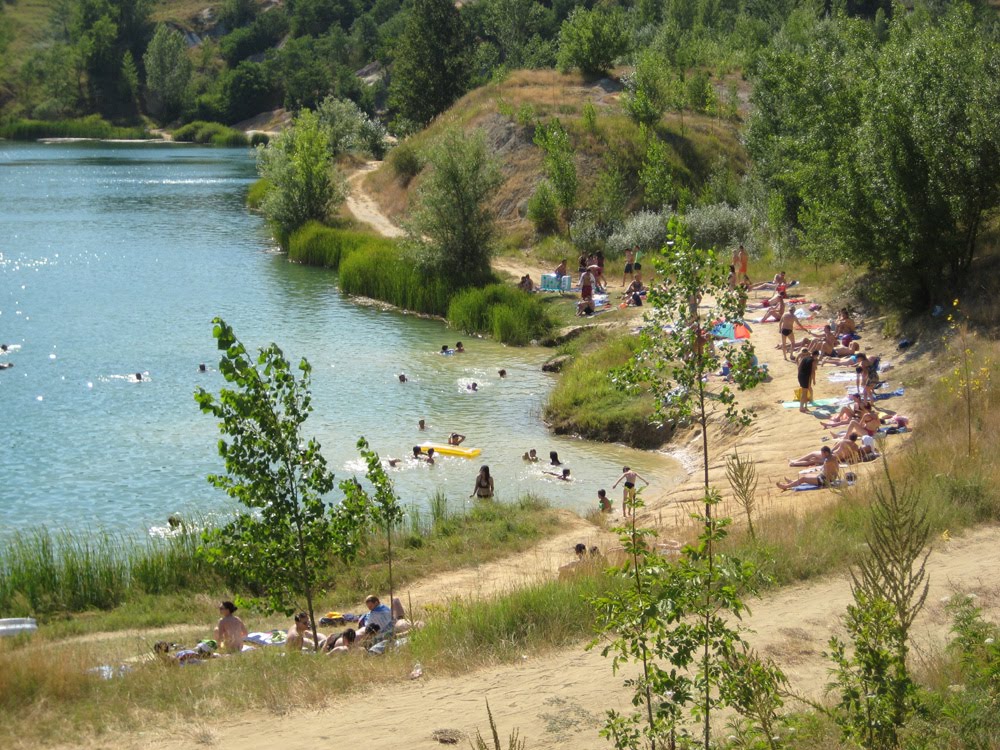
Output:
[{"xmin": 132, "ymin": 525, "xmax": 1000, "ymax": 750}]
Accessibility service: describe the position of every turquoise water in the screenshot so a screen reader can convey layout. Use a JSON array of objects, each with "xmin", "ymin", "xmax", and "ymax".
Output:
[{"xmin": 0, "ymin": 142, "xmax": 681, "ymax": 536}]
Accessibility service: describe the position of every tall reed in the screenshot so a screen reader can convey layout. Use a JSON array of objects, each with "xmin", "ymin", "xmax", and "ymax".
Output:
[
  {"xmin": 0, "ymin": 117, "xmax": 152, "ymax": 141},
  {"xmin": 0, "ymin": 528, "xmax": 214, "ymax": 617},
  {"xmin": 447, "ymin": 284, "xmax": 553, "ymax": 345}
]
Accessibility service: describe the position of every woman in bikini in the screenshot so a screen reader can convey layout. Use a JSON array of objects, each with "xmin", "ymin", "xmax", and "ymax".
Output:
[
  {"xmin": 470, "ymin": 465, "xmax": 494, "ymax": 499},
  {"xmin": 834, "ymin": 402, "xmax": 880, "ymax": 441},
  {"xmin": 821, "ymin": 393, "xmax": 863, "ymax": 428}
]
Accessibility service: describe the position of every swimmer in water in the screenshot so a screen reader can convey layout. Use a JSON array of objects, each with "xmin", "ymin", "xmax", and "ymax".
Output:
[
  {"xmin": 549, "ymin": 451, "xmax": 561, "ymax": 466},
  {"xmin": 448, "ymin": 433, "xmax": 466, "ymax": 445},
  {"xmin": 418, "ymin": 419, "xmax": 426, "ymax": 430},
  {"xmin": 412, "ymin": 446, "xmax": 435, "ymax": 465},
  {"xmin": 199, "ymin": 363, "xmax": 207, "ymax": 372},
  {"xmin": 441, "ymin": 345, "xmax": 452, "ymax": 355},
  {"xmin": 522, "ymin": 449, "xmax": 538, "ymax": 462},
  {"xmin": 467, "ymin": 382, "xmax": 478, "ymax": 392},
  {"xmin": 134, "ymin": 372, "xmax": 143, "ymax": 381},
  {"xmin": 385, "ymin": 457, "xmax": 402, "ymax": 467},
  {"xmin": 543, "ymin": 468, "xmax": 571, "ymax": 481},
  {"xmin": 498, "ymin": 369, "xmax": 507, "ymax": 378},
  {"xmin": 455, "ymin": 342, "xmax": 465, "ymax": 353},
  {"xmin": 399, "ymin": 373, "xmax": 407, "ymax": 383}
]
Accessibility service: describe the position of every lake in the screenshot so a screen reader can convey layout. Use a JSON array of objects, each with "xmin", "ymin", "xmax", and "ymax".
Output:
[{"xmin": 0, "ymin": 142, "xmax": 682, "ymax": 536}]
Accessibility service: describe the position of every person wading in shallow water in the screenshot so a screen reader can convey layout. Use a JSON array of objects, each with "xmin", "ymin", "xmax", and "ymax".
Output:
[{"xmin": 471, "ymin": 465, "xmax": 494, "ymax": 499}]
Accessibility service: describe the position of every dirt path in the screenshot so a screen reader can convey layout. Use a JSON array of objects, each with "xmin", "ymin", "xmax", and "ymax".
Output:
[
  {"xmin": 346, "ymin": 162, "xmax": 405, "ymax": 238},
  {"xmin": 136, "ymin": 524, "xmax": 1000, "ymax": 750}
]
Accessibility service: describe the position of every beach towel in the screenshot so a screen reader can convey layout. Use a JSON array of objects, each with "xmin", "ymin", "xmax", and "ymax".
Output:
[
  {"xmin": 781, "ymin": 397, "xmax": 843, "ymax": 408},
  {"xmin": 790, "ymin": 477, "xmax": 855, "ymax": 491},
  {"xmin": 711, "ymin": 322, "xmax": 735, "ymax": 339},
  {"xmin": 827, "ymin": 372, "xmax": 858, "ymax": 383}
]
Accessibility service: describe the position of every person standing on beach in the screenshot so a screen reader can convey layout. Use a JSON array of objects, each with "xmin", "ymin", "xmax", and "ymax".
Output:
[
  {"xmin": 612, "ymin": 467, "xmax": 649, "ymax": 516},
  {"xmin": 796, "ymin": 346, "xmax": 818, "ymax": 413},
  {"xmin": 622, "ymin": 247, "xmax": 635, "ymax": 286},
  {"xmin": 732, "ymin": 243, "xmax": 750, "ymax": 286}
]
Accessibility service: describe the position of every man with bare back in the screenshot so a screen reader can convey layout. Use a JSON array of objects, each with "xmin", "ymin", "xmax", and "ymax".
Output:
[{"xmin": 779, "ymin": 305, "xmax": 812, "ymax": 360}]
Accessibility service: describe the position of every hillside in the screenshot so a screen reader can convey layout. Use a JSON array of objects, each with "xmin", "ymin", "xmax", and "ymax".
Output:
[{"xmin": 363, "ymin": 68, "xmax": 747, "ymax": 246}]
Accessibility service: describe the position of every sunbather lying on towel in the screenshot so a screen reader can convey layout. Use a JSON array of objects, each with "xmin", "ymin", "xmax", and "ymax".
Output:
[
  {"xmin": 778, "ymin": 448, "xmax": 839, "ymax": 490},
  {"xmin": 789, "ymin": 434, "xmax": 862, "ymax": 466}
]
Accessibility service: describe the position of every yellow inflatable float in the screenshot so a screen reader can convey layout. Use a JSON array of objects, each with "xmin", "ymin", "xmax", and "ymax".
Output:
[{"xmin": 419, "ymin": 442, "xmax": 482, "ymax": 459}]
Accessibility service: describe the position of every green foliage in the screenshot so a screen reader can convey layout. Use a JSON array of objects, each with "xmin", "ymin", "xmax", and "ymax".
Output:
[
  {"xmin": 194, "ymin": 319, "xmax": 372, "ymax": 647},
  {"xmin": 246, "ymin": 177, "xmax": 271, "ymax": 210},
  {"xmin": 409, "ymin": 128, "xmax": 501, "ymax": 286},
  {"xmin": 0, "ymin": 527, "xmax": 214, "ymax": 617},
  {"xmin": 220, "ymin": 60, "xmax": 276, "ymax": 123},
  {"xmin": 219, "ymin": 9, "xmax": 288, "ymax": 66},
  {"xmin": 288, "ymin": 222, "xmax": 377, "ymax": 269},
  {"xmin": 338, "ymin": 239, "xmax": 453, "ymax": 316},
  {"xmin": 533, "ymin": 118, "xmax": 577, "ymax": 212},
  {"xmin": 388, "ymin": 141, "xmax": 423, "ymax": 185},
  {"xmin": 0, "ymin": 116, "xmax": 150, "ymax": 140},
  {"xmin": 171, "ymin": 120, "xmax": 249, "ymax": 146},
  {"xmin": 447, "ymin": 284, "xmax": 553, "ymax": 346},
  {"xmin": 315, "ymin": 95, "xmax": 387, "ymax": 158},
  {"xmin": 747, "ymin": 5, "xmax": 1000, "ymax": 304},
  {"xmin": 590, "ymin": 490, "xmax": 783, "ymax": 750},
  {"xmin": 389, "ymin": 0, "xmax": 471, "ymax": 126},
  {"xmin": 143, "ymin": 24, "xmax": 191, "ymax": 121},
  {"xmin": 256, "ymin": 108, "xmax": 347, "ymax": 241},
  {"xmin": 526, "ymin": 180, "xmax": 559, "ymax": 234},
  {"xmin": 622, "ymin": 50, "xmax": 671, "ymax": 126},
  {"xmin": 556, "ymin": 6, "xmax": 630, "ymax": 76}
]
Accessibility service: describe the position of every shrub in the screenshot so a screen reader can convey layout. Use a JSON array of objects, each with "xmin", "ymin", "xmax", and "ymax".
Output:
[
  {"xmin": 556, "ymin": 6, "xmax": 631, "ymax": 76},
  {"xmin": 250, "ymin": 132, "xmax": 270, "ymax": 147},
  {"xmin": 447, "ymin": 285, "xmax": 553, "ymax": 346},
  {"xmin": 0, "ymin": 117, "xmax": 151, "ymax": 141},
  {"xmin": 606, "ymin": 209, "xmax": 673, "ymax": 257},
  {"xmin": 527, "ymin": 180, "xmax": 559, "ymax": 234},
  {"xmin": 172, "ymin": 121, "xmax": 248, "ymax": 146},
  {"xmin": 246, "ymin": 178, "xmax": 270, "ymax": 210},
  {"xmin": 339, "ymin": 241, "xmax": 452, "ymax": 316},
  {"xmin": 389, "ymin": 141, "xmax": 423, "ymax": 184},
  {"xmin": 683, "ymin": 202, "xmax": 753, "ymax": 253},
  {"xmin": 288, "ymin": 222, "xmax": 374, "ymax": 269}
]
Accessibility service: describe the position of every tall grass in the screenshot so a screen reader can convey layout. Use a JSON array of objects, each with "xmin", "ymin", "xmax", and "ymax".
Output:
[
  {"xmin": 0, "ymin": 117, "xmax": 152, "ymax": 141},
  {"xmin": 339, "ymin": 240, "xmax": 453, "ymax": 316},
  {"xmin": 447, "ymin": 284, "xmax": 554, "ymax": 346},
  {"xmin": 287, "ymin": 221, "xmax": 376, "ymax": 269},
  {"xmin": 245, "ymin": 178, "xmax": 270, "ymax": 210},
  {"xmin": 171, "ymin": 121, "xmax": 249, "ymax": 146},
  {"xmin": 0, "ymin": 528, "xmax": 213, "ymax": 617}
]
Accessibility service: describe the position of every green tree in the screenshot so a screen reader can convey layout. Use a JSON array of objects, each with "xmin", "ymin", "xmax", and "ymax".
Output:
[
  {"xmin": 389, "ymin": 0, "xmax": 471, "ymax": 126},
  {"xmin": 639, "ymin": 131, "xmax": 675, "ymax": 210},
  {"xmin": 341, "ymin": 438, "xmax": 404, "ymax": 607},
  {"xmin": 408, "ymin": 128, "xmax": 501, "ymax": 285},
  {"xmin": 143, "ymin": 24, "xmax": 191, "ymax": 121},
  {"xmin": 533, "ymin": 118, "xmax": 577, "ymax": 214},
  {"xmin": 609, "ymin": 217, "xmax": 769, "ymax": 749},
  {"xmin": 195, "ymin": 319, "xmax": 372, "ymax": 651},
  {"xmin": 622, "ymin": 50, "xmax": 671, "ymax": 126},
  {"xmin": 556, "ymin": 6, "xmax": 630, "ymax": 76},
  {"xmin": 256, "ymin": 108, "xmax": 347, "ymax": 240}
]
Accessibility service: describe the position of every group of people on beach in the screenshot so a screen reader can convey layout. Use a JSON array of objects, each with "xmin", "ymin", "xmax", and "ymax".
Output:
[{"xmin": 539, "ymin": 247, "xmax": 646, "ymax": 316}]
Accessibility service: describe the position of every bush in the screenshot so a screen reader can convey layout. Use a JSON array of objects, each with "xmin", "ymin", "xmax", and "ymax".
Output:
[
  {"xmin": 288, "ymin": 222, "xmax": 374, "ymax": 269},
  {"xmin": 339, "ymin": 241, "xmax": 452, "ymax": 316},
  {"xmin": 447, "ymin": 285, "xmax": 553, "ymax": 346},
  {"xmin": 527, "ymin": 180, "xmax": 559, "ymax": 234},
  {"xmin": 250, "ymin": 132, "xmax": 270, "ymax": 147},
  {"xmin": 172, "ymin": 121, "xmax": 249, "ymax": 146},
  {"xmin": 607, "ymin": 209, "xmax": 673, "ymax": 257},
  {"xmin": 0, "ymin": 117, "xmax": 151, "ymax": 141},
  {"xmin": 389, "ymin": 141, "xmax": 423, "ymax": 184},
  {"xmin": 246, "ymin": 178, "xmax": 270, "ymax": 210},
  {"xmin": 683, "ymin": 202, "xmax": 752, "ymax": 253},
  {"xmin": 556, "ymin": 6, "xmax": 631, "ymax": 76}
]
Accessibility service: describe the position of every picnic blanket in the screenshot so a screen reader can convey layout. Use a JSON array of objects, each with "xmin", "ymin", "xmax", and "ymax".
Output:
[{"xmin": 781, "ymin": 397, "xmax": 844, "ymax": 408}]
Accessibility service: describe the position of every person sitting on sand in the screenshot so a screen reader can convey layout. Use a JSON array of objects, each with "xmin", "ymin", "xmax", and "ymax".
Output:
[
  {"xmin": 553, "ymin": 259, "xmax": 568, "ymax": 279},
  {"xmin": 623, "ymin": 278, "xmax": 645, "ymax": 307},
  {"xmin": 448, "ymin": 432, "xmax": 466, "ymax": 446},
  {"xmin": 325, "ymin": 628, "xmax": 357, "ymax": 654},
  {"xmin": 833, "ymin": 402, "xmax": 881, "ymax": 441},
  {"xmin": 759, "ymin": 291, "xmax": 786, "ymax": 324},
  {"xmin": 779, "ymin": 305, "xmax": 813, "ymax": 361},
  {"xmin": 214, "ymin": 601, "xmax": 248, "ymax": 653},
  {"xmin": 612, "ymin": 466, "xmax": 649, "ymax": 516},
  {"xmin": 286, "ymin": 612, "xmax": 322, "ymax": 652},
  {"xmin": 835, "ymin": 308, "xmax": 857, "ymax": 336},
  {"xmin": 543, "ymin": 468, "xmax": 571, "ymax": 480},
  {"xmin": 597, "ymin": 489, "xmax": 611, "ymax": 513},
  {"xmin": 523, "ymin": 448, "xmax": 538, "ymax": 462},
  {"xmin": 777, "ymin": 447, "xmax": 840, "ymax": 490},
  {"xmin": 471, "ymin": 465, "xmax": 494, "ymax": 499},
  {"xmin": 517, "ymin": 275, "xmax": 535, "ymax": 292},
  {"xmin": 789, "ymin": 435, "xmax": 861, "ymax": 467},
  {"xmin": 361, "ymin": 595, "xmax": 394, "ymax": 638}
]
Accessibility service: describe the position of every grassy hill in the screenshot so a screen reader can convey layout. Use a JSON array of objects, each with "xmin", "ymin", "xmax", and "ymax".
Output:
[{"xmin": 364, "ymin": 68, "xmax": 747, "ymax": 252}]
